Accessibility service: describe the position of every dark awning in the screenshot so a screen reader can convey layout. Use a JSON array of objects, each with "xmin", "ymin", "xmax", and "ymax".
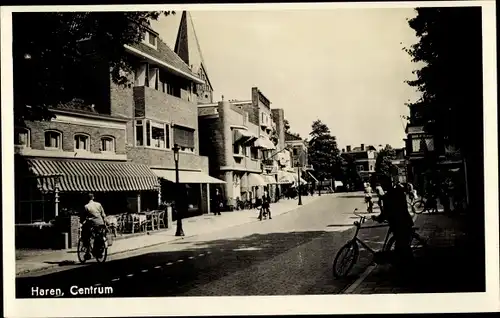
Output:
[{"xmin": 26, "ymin": 158, "xmax": 160, "ymax": 192}]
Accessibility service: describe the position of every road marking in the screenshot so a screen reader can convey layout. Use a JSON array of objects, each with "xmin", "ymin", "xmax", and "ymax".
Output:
[
  {"xmin": 126, "ymin": 274, "xmax": 134, "ymax": 277},
  {"xmin": 206, "ymin": 251, "xmax": 211, "ymax": 254},
  {"xmin": 177, "ymin": 259, "xmax": 184, "ymax": 263},
  {"xmin": 198, "ymin": 253, "xmax": 205, "ymax": 257},
  {"xmin": 111, "ymin": 278, "xmax": 120, "ymax": 282},
  {"xmin": 154, "ymin": 265, "xmax": 161, "ymax": 269},
  {"xmin": 94, "ymin": 283, "xmax": 102, "ymax": 287},
  {"xmin": 343, "ymin": 265, "xmax": 377, "ymax": 294},
  {"xmin": 188, "ymin": 256, "xmax": 194, "ymax": 259},
  {"xmin": 166, "ymin": 262, "xmax": 173, "ymax": 266},
  {"xmin": 141, "ymin": 269, "xmax": 148, "ymax": 273}
]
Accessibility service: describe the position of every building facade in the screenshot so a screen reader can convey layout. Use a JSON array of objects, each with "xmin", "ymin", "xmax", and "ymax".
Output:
[{"xmin": 341, "ymin": 144, "xmax": 378, "ymax": 182}]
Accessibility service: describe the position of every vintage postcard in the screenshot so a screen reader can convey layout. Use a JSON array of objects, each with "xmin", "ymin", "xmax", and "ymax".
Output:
[{"xmin": 1, "ymin": 1, "xmax": 498, "ymax": 317}]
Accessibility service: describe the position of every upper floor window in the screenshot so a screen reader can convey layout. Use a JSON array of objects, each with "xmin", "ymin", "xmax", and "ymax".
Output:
[
  {"xmin": 44, "ymin": 130, "xmax": 62, "ymax": 149},
  {"xmin": 173, "ymin": 125, "xmax": 195, "ymax": 152},
  {"xmin": 14, "ymin": 127, "xmax": 30, "ymax": 147},
  {"xmin": 101, "ymin": 136, "xmax": 115, "ymax": 153},
  {"xmin": 412, "ymin": 136, "xmax": 434, "ymax": 153},
  {"xmin": 135, "ymin": 119, "xmax": 170, "ymax": 149},
  {"xmin": 142, "ymin": 31, "xmax": 158, "ymax": 49},
  {"xmin": 357, "ymin": 165, "xmax": 364, "ymax": 172},
  {"xmin": 74, "ymin": 134, "xmax": 90, "ymax": 151}
]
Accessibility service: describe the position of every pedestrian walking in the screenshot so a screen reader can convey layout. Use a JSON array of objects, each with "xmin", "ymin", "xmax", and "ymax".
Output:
[
  {"xmin": 375, "ymin": 183, "xmax": 385, "ymax": 212},
  {"xmin": 364, "ymin": 182, "xmax": 374, "ymax": 213},
  {"xmin": 213, "ymin": 188, "xmax": 222, "ymax": 216},
  {"xmin": 258, "ymin": 189, "xmax": 272, "ymax": 220}
]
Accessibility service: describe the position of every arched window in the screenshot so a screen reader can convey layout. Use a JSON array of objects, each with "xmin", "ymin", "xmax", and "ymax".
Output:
[
  {"xmin": 74, "ymin": 134, "xmax": 90, "ymax": 151},
  {"xmin": 100, "ymin": 136, "xmax": 115, "ymax": 153},
  {"xmin": 44, "ymin": 130, "xmax": 62, "ymax": 149},
  {"xmin": 15, "ymin": 127, "xmax": 30, "ymax": 147}
]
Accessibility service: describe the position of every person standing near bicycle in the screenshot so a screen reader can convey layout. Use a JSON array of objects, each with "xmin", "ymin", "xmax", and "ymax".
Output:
[
  {"xmin": 81, "ymin": 193, "xmax": 108, "ymax": 260},
  {"xmin": 372, "ymin": 178, "xmax": 415, "ymax": 272}
]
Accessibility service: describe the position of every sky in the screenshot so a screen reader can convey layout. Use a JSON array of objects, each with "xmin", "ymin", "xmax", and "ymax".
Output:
[{"xmin": 151, "ymin": 8, "xmax": 421, "ymax": 150}]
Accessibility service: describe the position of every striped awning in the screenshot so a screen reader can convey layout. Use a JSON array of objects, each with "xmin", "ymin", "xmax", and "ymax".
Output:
[{"xmin": 26, "ymin": 158, "xmax": 160, "ymax": 192}]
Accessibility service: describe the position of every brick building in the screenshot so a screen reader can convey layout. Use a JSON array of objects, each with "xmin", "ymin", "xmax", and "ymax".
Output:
[
  {"xmin": 14, "ymin": 21, "xmax": 225, "ymax": 245},
  {"xmin": 341, "ymin": 144, "xmax": 378, "ymax": 182}
]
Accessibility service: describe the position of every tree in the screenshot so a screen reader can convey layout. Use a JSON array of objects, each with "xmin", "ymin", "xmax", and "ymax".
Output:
[
  {"xmin": 283, "ymin": 119, "xmax": 291, "ymax": 133},
  {"xmin": 307, "ymin": 120, "xmax": 342, "ymax": 181},
  {"xmin": 404, "ymin": 7, "xmax": 482, "ymax": 152},
  {"xmin": 340, "ymin": 153, "xmax": 362, "ymax": 190},
  {"xmin": 13, "ymin": 11, "xmax": 174, "ymax": 125},
  {"xmin": 373, "ymin": 144, "xmax": 398, "ymax": 187}
]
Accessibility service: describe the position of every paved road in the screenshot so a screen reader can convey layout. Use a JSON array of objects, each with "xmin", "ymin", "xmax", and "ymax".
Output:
[{"xmin": 16, "ymin": 193, "xmax": 390, "ymax": 298}]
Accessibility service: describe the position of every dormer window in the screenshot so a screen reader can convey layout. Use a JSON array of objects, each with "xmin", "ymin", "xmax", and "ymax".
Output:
[{"xmin": 142, "ymin": 31, "xmax": 158, "ymax": 49}]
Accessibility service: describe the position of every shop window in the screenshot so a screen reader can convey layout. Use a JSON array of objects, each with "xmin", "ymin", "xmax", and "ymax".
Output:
[
  {"xmin": 101, "ymin": 136, "xmax": 115, "ymax": 153},
  {"xmin": 15, "ymin": 127, "xmax": 30, "ymax": 147},
  {"xmin": 74, "ymin": 134, "xmax": 90, "ymax": 151},
  {"xmin": 44, "ymin": 130, "xmax": 62, "ymax": 149}
]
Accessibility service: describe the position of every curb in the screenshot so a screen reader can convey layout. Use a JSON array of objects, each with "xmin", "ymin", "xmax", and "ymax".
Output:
[{"xmin": 17, "ymin": 196, "xmax": 325, "ymax": 276}]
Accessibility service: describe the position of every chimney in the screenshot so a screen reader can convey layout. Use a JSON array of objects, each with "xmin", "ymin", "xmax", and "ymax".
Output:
[
  {"xmin": 361, "ymin": 144, "xmax": 365, "ymax": 151},
  {"xmin": 346, "ymin": 145, "xmax": 351, "ymax": 152}
]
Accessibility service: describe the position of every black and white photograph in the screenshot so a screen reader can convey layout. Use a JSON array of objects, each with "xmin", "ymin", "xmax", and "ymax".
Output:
[{"xmin": 1, "ymin": 1, "xmax": 498, "ymax": 317}]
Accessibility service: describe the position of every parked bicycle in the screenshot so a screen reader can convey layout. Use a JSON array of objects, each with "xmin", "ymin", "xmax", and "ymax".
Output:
[
  {"xmin": 332, "ymin": 208, "xmax": 427, "ymax": 278},
  {"xmin": 77, "ymin": 221, "xmax": 109, "ymax": 264},
  {"xmin": 412, "ymin": 194, "xmax": 439, "ymax": 214}
]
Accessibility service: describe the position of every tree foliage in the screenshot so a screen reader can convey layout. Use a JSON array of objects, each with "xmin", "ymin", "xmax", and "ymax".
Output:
[
  {"xmin": 307, "ymin": 120, "xmax": 342, "ymax": 181},
  {"xmin": 13, "ymin": 11, "xmax": 174, "ymax": 125},
  {"xmin": 373, "ymin": 144, "xmax": 398, "ymax": 186},
  {"xmin": 404, "ymin": 7, "xmax": 483, "ymax": 152},
  {"xmin": 340, "ymin": 153, "xmax": 362, "ymax": 189}
]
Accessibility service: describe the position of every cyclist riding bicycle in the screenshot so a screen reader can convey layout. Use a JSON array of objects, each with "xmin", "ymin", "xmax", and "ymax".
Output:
[
  {"xmin": 81, "ymin": 193, "xmax": 108, "ymax": 260},
  {"xmin": 372, "ymin": 178, "xmax": 414, "ymax": 272}
]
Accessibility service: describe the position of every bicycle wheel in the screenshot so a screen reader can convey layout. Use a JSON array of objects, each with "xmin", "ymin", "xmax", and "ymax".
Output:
[
  {"xmin": 77, "ymin": 239, "xmax": 88, "ymax": 264},
  {"xmin": 94, "ymin": 237, "xmax": 108, "ymax": 263},
  {"xmin": 412, "ymin": 200, "xmax": 425, "ymax": 214},
  {"xmin": 332, "ymin": 241, "xmax": 359, "ymax": 278}
]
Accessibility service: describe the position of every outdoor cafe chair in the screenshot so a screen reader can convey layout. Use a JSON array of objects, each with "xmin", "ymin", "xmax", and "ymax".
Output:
[{"xmin": 157, "ymin": 210, "xmax": 166, "ymax": 229}]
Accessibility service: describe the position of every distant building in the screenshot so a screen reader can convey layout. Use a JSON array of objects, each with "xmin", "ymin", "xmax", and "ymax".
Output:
[{"xmin": 341, "ymin": 144, "xmax": 377, "ymax": 182}]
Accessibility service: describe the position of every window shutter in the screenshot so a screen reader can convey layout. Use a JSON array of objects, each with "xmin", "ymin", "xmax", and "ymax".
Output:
[{"xmin": 173, "ymin": 126, "xmax": 195, "ymax": 148}]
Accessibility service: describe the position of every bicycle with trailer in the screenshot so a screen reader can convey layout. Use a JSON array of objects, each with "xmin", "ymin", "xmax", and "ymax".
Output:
[{"xmin": 332, "ymin": 208, "xmax": 427, "ymax": 278}]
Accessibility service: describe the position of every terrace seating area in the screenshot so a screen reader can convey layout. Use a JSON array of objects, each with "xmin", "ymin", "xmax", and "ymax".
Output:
[{"xmin": 106, "ymin": 210, "xmax": 167, "ymax": 237}]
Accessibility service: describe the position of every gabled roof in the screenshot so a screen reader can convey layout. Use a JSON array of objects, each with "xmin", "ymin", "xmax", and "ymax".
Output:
[
  {"xmin": 174, "ymin": 11, "xmax": 214, "ymax": 91},
  {"xmin": 130, "ymin": 34, "xmax": 199, "ymax": 80}
]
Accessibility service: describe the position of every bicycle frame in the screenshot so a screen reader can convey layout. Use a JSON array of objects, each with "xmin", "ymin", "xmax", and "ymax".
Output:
[{"xmin": 349, "ymin": 214, "xmax": 392, "ymax": 255}]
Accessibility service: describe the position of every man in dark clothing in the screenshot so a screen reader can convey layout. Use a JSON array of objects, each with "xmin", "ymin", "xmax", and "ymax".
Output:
[
  {"xmin": 213, "ymin": 188, "xmax": 222, "ymax": 216},
  {"xmin": 372, "ymin": 179, "xmax": 414, "ymax": 271}
]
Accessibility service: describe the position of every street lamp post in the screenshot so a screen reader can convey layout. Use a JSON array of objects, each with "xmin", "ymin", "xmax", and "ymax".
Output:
[
  {"xmin": 173, "ymin": 144, "xmax": 185, "ymax": 237},
  {"xmin": 318, "ymin": 177, "xmax": 321, "ymax": 196},
  {"xmin": 297, "ymin": 165, "xmax": 302, "ymax": 205}
]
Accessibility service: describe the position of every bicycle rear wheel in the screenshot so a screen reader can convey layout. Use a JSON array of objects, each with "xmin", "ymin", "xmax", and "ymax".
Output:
[
  {"xmin": 333, "ymin": 241, "xmax": 359, "ymax": 278},
  {"xmin": 385, "ymin": 232, "xmax": 427, "ymax": 252}
]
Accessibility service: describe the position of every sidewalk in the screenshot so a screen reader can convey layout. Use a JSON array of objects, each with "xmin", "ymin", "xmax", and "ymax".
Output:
[
  {"xmin": 344, "ymin": 211, "xmax": 484, "ymax": 294},
  {"xmin": 16, "ymin": 194, "xmax": 324, "ymax": 276}
]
